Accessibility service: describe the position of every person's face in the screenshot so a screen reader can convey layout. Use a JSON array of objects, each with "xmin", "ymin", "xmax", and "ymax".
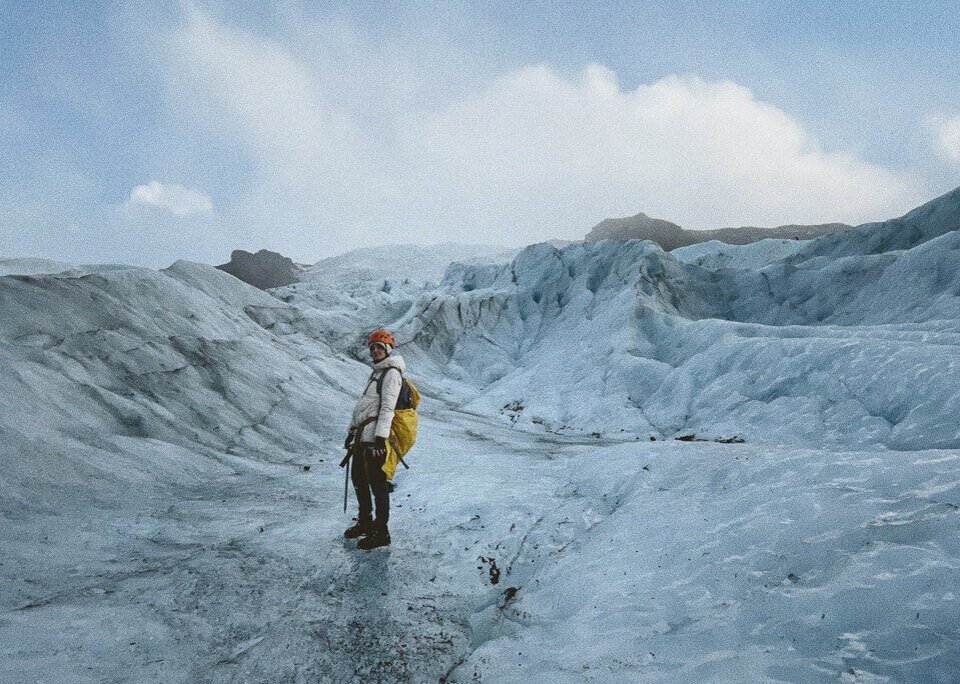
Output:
[{"xmin": 369, "ymin": 343, "xmax": 387, "ymax": 362}]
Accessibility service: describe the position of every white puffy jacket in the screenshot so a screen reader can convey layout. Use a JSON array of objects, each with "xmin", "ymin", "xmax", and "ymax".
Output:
[{"xmin": 349, "ymin": 353, "xmax": 405, "ymax": 443}]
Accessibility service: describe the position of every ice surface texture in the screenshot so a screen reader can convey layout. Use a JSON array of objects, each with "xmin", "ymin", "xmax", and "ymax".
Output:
[
  {"xmin": 390, "ymin": 186, "xmax": 960, "ymax": 450},
  {"xmin": 2, "ymin": 188, "xmax": 960, "ymax": 681}
]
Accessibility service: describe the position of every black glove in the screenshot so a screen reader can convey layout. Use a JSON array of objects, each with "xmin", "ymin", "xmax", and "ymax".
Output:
[
  {"xmin": 370, "ymin": 436, "xmax": 387, "ymax": 461},
  {"xmin": 343, "ymin": 433, "xmax": 354, "ymax": 450}
]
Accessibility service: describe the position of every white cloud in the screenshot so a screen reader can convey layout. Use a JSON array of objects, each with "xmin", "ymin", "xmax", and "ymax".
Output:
[
  {"xmin": 160, "ymin": 8, "xmax": 929, "ymax": 256},
  {"xmin": 405, "ymin": 65, "xmax": 926, "ymax": 233},
  {"xmin": 934, "ymin": 117, "xmax": 960, "ymax": 164},
  {"xmin": 125, "ymin": 180, "xmax": 213, "ymax": 217}
]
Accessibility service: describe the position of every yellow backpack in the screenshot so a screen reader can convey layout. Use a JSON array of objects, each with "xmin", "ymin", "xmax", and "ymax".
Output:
[{"xmin": 377, "ymin": 368, "xmax": 420, "ymax": 479}]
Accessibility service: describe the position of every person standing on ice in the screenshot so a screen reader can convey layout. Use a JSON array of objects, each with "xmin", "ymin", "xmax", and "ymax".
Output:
[{"xmin": 342, "ymin": 329, "xmax": 406, "ymax": 550}]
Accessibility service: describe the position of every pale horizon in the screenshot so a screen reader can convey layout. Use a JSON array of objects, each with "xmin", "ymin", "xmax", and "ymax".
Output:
[{"xmin": 3, "ymin": 1, "xmax": 960, "ymax": 267}]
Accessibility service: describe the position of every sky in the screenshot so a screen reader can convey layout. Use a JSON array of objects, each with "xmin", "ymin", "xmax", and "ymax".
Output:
[{"xmin": 2, "ymin": 0, "xmax": 960, "ymax": 267}]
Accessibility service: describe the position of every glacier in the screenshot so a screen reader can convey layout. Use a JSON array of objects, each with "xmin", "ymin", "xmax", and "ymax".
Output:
[{"xmin": 2, "ymin": 189, "xmax": 960, "ymax": 681}]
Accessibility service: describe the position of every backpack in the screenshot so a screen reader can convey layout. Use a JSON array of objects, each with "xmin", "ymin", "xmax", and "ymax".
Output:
[{"xmin": 376, "ymin": 367, "xmax": 420, "ymax": 479}]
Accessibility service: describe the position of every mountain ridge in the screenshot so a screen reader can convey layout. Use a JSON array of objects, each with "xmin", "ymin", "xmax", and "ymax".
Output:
[{"xmin": 585, "ymin": 211, "xmax": 854, "ymax": 249}]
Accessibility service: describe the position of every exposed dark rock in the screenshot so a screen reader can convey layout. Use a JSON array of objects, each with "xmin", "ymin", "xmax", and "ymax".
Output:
[
  {"xmin": 216, "ymin": 249, "xmax": 303, "ymax": 290},
  {"xmin": 478, "ymin": 556, "xmax": 501, "ymax": 585},
  {"xmin": 586, "ymin": 213, "xmax": 686, "ymax": 247},
  {"xmin": 584, "ymin": 212, "xmax": 853, "ymax": 250}
]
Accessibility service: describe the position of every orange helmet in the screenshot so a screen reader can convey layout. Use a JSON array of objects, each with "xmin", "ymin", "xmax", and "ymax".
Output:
[{"xmin": 367, "ymin": 329, "xmax": 395, "ymax": 348}]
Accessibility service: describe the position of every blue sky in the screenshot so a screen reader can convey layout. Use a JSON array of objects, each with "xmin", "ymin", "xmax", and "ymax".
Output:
[{"xmin": 2, "ymin": 1, "xmax": 959, "ymax": 266}]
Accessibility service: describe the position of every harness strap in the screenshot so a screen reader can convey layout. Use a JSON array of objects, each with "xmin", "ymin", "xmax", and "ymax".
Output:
[
  {"xmin": 374, "ymin": 367, "xmax": 410, "ymax": 470},
  {"xmin": 353, "ymin": 366, "xmax": 410, "ymax": 470},
  {"xmin": 351, "ymin": 415, "xmax": 378, "ymax": 437},
  {"xmin": 376, "ymin": 366, "xmax": 402, "ymax": 395}
]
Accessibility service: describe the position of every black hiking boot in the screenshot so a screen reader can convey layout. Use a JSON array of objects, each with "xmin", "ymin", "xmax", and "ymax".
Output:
[
  {"xmin": 344, "ymin": 519, "xmax": 374, "ymax": 539},
  {"xmin": 357, "ymin": 526, "xmax": 391, "ymax": 550}
]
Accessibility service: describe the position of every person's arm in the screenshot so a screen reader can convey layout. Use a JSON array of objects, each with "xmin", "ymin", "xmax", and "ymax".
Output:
[
  {"xmin": 374, "ymin": 368, "xmax": 403, "ymax": 442},
  {"xmin": 347, "ymin": 373, "xmax": 376, "ymax": 446}
]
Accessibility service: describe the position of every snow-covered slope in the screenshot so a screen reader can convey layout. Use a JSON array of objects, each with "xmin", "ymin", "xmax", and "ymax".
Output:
[
  {"xmin": 0, "ymin": 261, "xmax": 364, "ymax": 511},
  {"xmin": 302, "ymin": 242, "xmax": 520, "ymax": 289},
  {"xmin": 448, "ymin": 437, "xmax": 960, "ymax": 683},
  {"xmin": 4, "ymin": 188, "xmax": 960, "ymax": 681},
  {"xmin": 0, "ymin": 257, "xmax": 76, "ymax": 275},
  {"xmin": 670, "ymin": 237, "xmax": 809, "ymax": 270},
  {"xmin": 0, "ymin": 257, "xmax": 136, "ymax": 276},
  {"xmin": 269, "ymin": 243, "xmax": 521, "ymax": 357},
  {"xmin": 387, "ymin": 188, "xmax": 960, "ymax": 450},
  {"xmin": 787, "ymin": 185, "xmax": 960, "ymax": 260}
]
